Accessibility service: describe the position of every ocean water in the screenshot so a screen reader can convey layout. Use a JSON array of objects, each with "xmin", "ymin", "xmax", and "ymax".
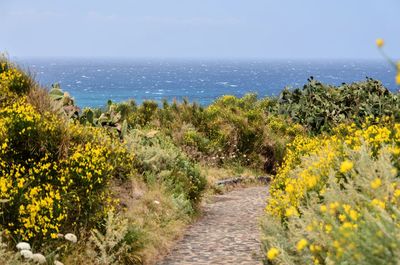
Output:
[{"xmin": 16, "ymin": 58, "xmax": 397, "ymax": 108}]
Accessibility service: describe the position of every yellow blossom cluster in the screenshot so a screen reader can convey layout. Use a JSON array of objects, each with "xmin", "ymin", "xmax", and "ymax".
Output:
[
  {"xmin": 0, "ymin": 62, "xmax": 135, "ymax": 242},
  {"xmin": 267, "ymin": 119, "xmax": 400, "ymax": 220},
  {"xmin": 264, "ymin": 119, "xmax": 400, "ymax": 264},
  {"xmin": 266, "ymin": 134, "xmax": 337, "ymax": 218},
  {"xmin": 0, "ymin": 62, "xmax": 31, "ymax": 101}
]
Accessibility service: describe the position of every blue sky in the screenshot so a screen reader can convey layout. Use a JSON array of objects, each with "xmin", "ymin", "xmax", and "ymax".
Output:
[{"xmin": 1, "ymin": 0, "xmax": 398, "ymax": 59}]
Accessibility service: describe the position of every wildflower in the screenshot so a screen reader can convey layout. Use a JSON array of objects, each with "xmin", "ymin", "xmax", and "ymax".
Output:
[
  {"xmin": 376, "ymin": 38, "xmax": 384, "ymax": 48},
  {"xmin": 339, "ymin": 214, "xmax": 346, "ymax": 222},
  {"xmin": 32, "ymin": 253, "xmax": 46, "ymax": 264},
  {"xmin": 329, "ymin": 202, "xmax": 339, "ymax": 212},
  {"xmin": 320, "ymin": 205, "xmax": 327, "ymax": 213},
  {"xmin": 267, "ymin": 247, "xmax": 279, "ymax": 260},
  {"xmin": 20, "ymin": 249, "xmax": 33, "ymax": 259},
  {"xmin": 325, "ymin": 224, "xmax": 333, "ymax": 233},
  {"xmin": 285, "ymin": 206, "xmax": 299, "ymax": 217},
  {"xmin": 342, "ymin": 222, "xmax": 353, "ymax": 229},
  {"xmin": 340, "ymin": 160, "xmax": 353, "ymax": 173},
  {"xmin": 371, "ymin": 199, "xmax": 385, "ymax": 209},
  {"xmin": 16, "ymin": 242, "xmax": 31, "ymax": 250},
  {"xmin": 285, "ymin": 183, "xmax": 295, "ymax": 193},
  {"xmin": 342, "ymin": 204, "xmax": 351, "ymax": 214},
  {"xmin": 349, "ymin": 210, "xmax": 359, "ymax": 221},
  {"xmin": 396, "ymin": 73, "xmax": 400, "ymax": 85},
  {"xmin": 64, "ymin": 233, "xmax": 77, "ymax": 243},
  {"xmin": 370, "ymin": 178, "xmax": 382, "ymax": 189},
  {"xmin": 310, "ymin": 244, "xmax": 321, "ymax": 253},
  {"xmin": 296, "ymin": 238, "xmax": 308, "ymax": 251}
]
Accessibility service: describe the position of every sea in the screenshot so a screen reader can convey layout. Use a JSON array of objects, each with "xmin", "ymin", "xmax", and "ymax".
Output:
[{"xmin": 15, "ymin": 58, "xmax": 398, "ymax": 108}]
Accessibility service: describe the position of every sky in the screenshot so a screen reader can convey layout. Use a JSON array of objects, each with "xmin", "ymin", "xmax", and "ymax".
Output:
[{"xmin": 1, "ymin": 0, "xmax": 399, "ymax": 59}]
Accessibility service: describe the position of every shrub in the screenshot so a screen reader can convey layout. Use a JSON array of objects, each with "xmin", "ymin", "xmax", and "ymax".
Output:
[
  {"xmin": 125, "ymin": 129, "xmax": 206, "ymax": 207},
  {"xmin": 102, "ymin": 94, "xmax": 303, "ymax": 173},
  {"xmin": 275, "ymin": 77, "xmax": 400, "ymax": 133},
  {"xmin": 0, "ymin": 61, "xmax": 135, "ymax": 244},
  {"xmin": 263, "ymin": 145, "xmax": 400, "ymax": 265},
  {"xmin": 86, "ymin": 212, "xmax": 142, "ymax": 265},
  {"xmin": 267, "ymin": 119, "xmax": 400, "ymax": 220},
  {"xmin": 262, "ymin": 120, "xmax": 400, "ymax": 264},
  {"xmin": 0, "ymin": 56, "xmax": 33, "ymax": 99}
]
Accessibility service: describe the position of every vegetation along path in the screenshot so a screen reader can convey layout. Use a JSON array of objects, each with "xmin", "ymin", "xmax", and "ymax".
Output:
[{"xmin": 158, "ymin": 186, "xmax": 268, "ymax": 265}]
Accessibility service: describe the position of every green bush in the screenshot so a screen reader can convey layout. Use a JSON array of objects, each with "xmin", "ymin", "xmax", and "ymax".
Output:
[
  {"xmin": 275, "ymin": 77, "xmax": 400, "ymax": 133},
  {"xmin": 101, "ymin": 94, "xmax": 302, "ymax": 173},
  {"xmin": 126, "ymin": 129, "xmax": 206, "ymax": 207}
]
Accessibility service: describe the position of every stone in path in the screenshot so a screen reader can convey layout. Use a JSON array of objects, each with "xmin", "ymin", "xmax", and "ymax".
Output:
[{"xmin": 158, "ymin": 186, "xmax": 268, "ymax": 265}]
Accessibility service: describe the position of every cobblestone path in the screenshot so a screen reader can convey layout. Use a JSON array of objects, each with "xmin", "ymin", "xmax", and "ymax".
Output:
[{"xmin": 158, "ymin": 186, "xmax": 268, "ymax": 265}]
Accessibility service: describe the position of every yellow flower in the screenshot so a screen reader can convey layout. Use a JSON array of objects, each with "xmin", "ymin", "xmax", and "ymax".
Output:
[
  {"xmin": 310, "ymin": 244, "xmax": 321, "ymax": 253},
  {"xmin": 370, "ymin": 178, "xmax": 382, "ymax": 189},
  {"xmin": 371, "ymin": 199, "xmax": 385, "ymax": 209},
  {"xmin": 285, "ymin": 206, "xmax": 299, "ymax": 217},
  {"xmin": 320, "ymin": 205, "xmax": 327, "ymax": 213},
  {"xmin": 296, "ymin": 238, "xmax": 308, "ymax": 251},
  {"xmin": 267, "ymin": 247, "xmax": 279, "ymax": 260},
  {"xmin": 340, "ymin": 160, "xmax": 353, "ymax": 173},
  {"xmin": 342, "ymin": 222, "xmax": 353, "ymax": 229},
  {"xmin": 349, "ymin": 210, "xmax": 359, "ymax": 221},
  {"xmin": 325, "ymin": 224, "xmax": 333, "ymax": 234},
  {"xmin": 339, "ymin": 214, "xmax": 346, "ymax": 222},
  {"xmin": 396, "ymin": 73, "xmax": 400, "ymax": 85},
  {"xmin": 376, "ymin": 38, "xmax": 384, "ymax": 48},
  {"xmin": 343, "ymin": 204, "xmax": 351, "ymax": 214}
]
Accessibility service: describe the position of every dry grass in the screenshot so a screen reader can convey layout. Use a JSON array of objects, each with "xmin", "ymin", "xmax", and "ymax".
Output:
[{"xmin": 112, "ymin": 178, "xmax": 190, "ymax": 265}]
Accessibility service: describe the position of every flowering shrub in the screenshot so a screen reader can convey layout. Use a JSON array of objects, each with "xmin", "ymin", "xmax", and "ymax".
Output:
[
  {"xmin": 262, "ymin": 120, "xmax": 400, "ymax": 264},
  {"xmin": 267, "ymin": 119, "xmax": 400, "ymax": 220},
  {"xmin": 0, "ymin": 61, "xmax": 135, "ymax": 243},
  {"xmin": 0, "ymin": 59, "xmax": 32, "ymax": 101}
]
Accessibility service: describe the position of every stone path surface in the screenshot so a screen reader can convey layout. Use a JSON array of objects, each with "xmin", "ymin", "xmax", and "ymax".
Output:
[{"xmin": 158, "ymin": 186, "xmax": 268, "ymax": 265}]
